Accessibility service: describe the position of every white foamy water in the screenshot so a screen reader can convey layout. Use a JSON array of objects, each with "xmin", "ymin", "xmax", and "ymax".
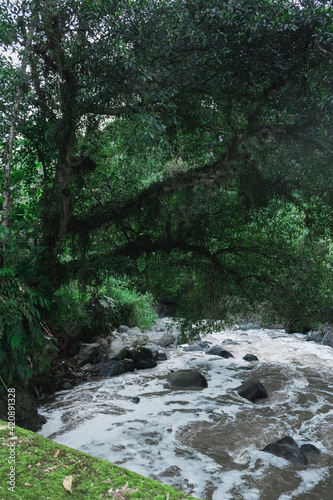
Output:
[{"xmin": 38, "ymin": 327, "xmax": 333, "ymax": 499}]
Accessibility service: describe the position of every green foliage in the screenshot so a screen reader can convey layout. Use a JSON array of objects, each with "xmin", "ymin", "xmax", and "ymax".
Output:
[
  {"xmin": 51, "ymin": 283, "xmax": 93, "ymax": 338},
  {"xmin": 0, "ymin": 268, "xmax": 50, "ymax": 392},
  {"xmin": 96, "ymin": 278, "xmax": 158, "ymax": 330},
  {"xmin": 1, "ymin": 0, "xmax": 333, "ymax": 347},
  {"xmin": 51, "ymin": 279, "xmax": 157, "ymax": 339}
]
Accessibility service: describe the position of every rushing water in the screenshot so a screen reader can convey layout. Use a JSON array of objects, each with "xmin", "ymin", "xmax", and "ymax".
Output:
[{"xmin": 38, "ymin": 327, "xmax": 333, "ymax": 499}]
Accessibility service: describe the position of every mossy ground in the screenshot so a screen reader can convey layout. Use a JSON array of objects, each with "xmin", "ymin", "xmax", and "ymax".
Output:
[{"xmin": 0, "ymin": 420, "xmax": 200, "ymax": 500}]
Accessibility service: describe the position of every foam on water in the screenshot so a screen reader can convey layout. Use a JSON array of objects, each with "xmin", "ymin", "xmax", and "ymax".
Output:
[{"xmin": 38, "ymin": 327, "xmax": 333, "ymax": 499}]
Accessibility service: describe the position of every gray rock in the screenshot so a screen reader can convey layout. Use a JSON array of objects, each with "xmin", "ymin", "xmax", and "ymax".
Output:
[
  {"xmin": 300, "ymin": 443, "xmax": 321, "ymax": 455},
  {"xmin": 136, "ymin": 334, "xmax": 150, "ymax": 346},
  {"xmin": 130, "ymin": 327, "xmax": 142, "ymax": 333},
  {"xmin": 128, "ymin": 346, "xmax": 157, "ymax": 370},
  {"xmin": 122, "ymin": 358, "xmax": 135, "ymax": 372},
  {"xmin": 167, "ymin": 370, "xmax": 208, "ymax": 388},
  {"xmin": 151, "ymin": 322, "xmax": 167, "ymax": 332},
  {"xmin": 60, "ymin": 381, "xmax": 74, "ymax": 390},
  {"xmin": 149, "ymin": 331, "xmax": 176, "ymax": 347},
  {"xmin": 222, "ymin": 339, "xmax": 238, "ymax": 345},
  {"xmin": 157, "ymin": 351, "xmax": 167, "ymax": 361},
  {"xmin": 236, "ymin": 379, "xmax": 268, "ymax": 402},
  {"xmin": 128, "ymin": 346, "xmax": 154, "ymax": 360},
  {"xmin": 263, "ymin": 436, "xmax": 308, "ymax": 465},
  {"xmin": 98, "ymin": 360, "xmax": 127, "ymax": 377},
  {"xmin": 134, "ymin": 358, "xmax": 157, "ymax": 369},
  {"xmin": 205, "ymin": 345, "xmax": 234, "ymax": 358},
  {"xmin": 243, "ymin": 354, "xmax": 259, "ymax": 362},
  {"xmin": 82, "ymin": 363, "xmax": 93, "ymax": 371},
  {"xmin": 118, "ymin": 325, "xmax": 130, "ymax": 333},
  {"xmin": 107, "ymin": 337, "xmax": 128, "ymax": 360},
  {"xmin": 182, "ymin": 344, "xmax": 206, "ymax": 352},
  {"xmin": 78, "ymin": 343, "xmax": 100, "ymax": 365}
]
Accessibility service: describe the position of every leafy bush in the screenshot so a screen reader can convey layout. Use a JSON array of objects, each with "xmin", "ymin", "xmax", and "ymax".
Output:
[
  {"xmin": 0, "ymin": 268, "xmax": 49, "ymax": 392},
  {"xmin": 51, "ymin": 283, "xmax": 93, "ymax": 337},
  {"xmin": 51, "ymin": 279, "xmax": 157, "ymax": 340},
  {"xmin": 98, "ymin": 278, "xmax": 157, "ymax": 330}
]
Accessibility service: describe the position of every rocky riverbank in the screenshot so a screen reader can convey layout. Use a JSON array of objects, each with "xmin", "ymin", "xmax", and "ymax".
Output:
[{"xmin": 0, "ymin": 318, "xmax": 180, "ymax": 432}]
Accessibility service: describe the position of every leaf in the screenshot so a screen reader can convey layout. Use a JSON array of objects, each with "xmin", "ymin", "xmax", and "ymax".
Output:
[
  {"xmin": 63, "ymin": 475, "xmax": 73, "ymax": 493},
  {"xmin": 53, "ymin": 449, "xmax": 60, "ymax": 458}
]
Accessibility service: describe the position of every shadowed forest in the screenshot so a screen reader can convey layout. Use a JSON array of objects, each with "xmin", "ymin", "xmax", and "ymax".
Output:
[{"xmin": 1, "ymin": 0, "xmax": 333, "ymax": 390}]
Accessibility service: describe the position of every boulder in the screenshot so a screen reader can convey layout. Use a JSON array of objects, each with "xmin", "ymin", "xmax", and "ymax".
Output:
[
  {"xmin": 157, "ymin": 351, "xmax": 167, "ymax": 361},
  {"xmin": 205, "ymin": 345, "xmax": 234, "ymax": 358},
  {"xmin": 263, "ymin": 436, "xmax": 308, "ymax": 465},
  {"xmin": 236, "ymin": 379, "xmax": 268, "ymax": 402},
  {"xmin": 107, "ymin": 337, "xmax": 128, "ymax": 360},
  {"xmin": 133, "ymin": 358, "xmax": 157, "ymax": 369},
  {"xmin": 167, "ymin": 370, "xmax": 208, "ymax": 388},
  {"xmin": 59, "ymin": 381, "xmax": 74, "ymax": 390},
  {"xmin": 0, "ymin": 387, "xmax": 46, "ymax": 432},
  {"xmin": 121, "ymin": 358, "xmax": 135, "ymax": 372},
  {"xmin": 243, "ymin": 354, "xmax": 259, "ymax": 362},
  {"xmin": 118, "ymin": 325, "xmax": 130, "ymax": 333},
  {"xmin": 182, "ymin": 344, "xmax": 206, "ymax": 352},
  {"xmin": 98, "ymin": 360, "xmax": 127, "ymax": 377},
  {"xmin": 128, "ymin": 347, "xmax": 157, "ymax": 370},
  {"xmin": 151, "ymin": 321, "xmax": 167, "ymax": 332},
  {"xmin": 182, "ymin": 341, "xmax": 211, "ymax": 352},
  {"xmin": 300, "ymin": 443, "xmax": 321, "ymax": 455},
  {"xmin": 78, "ymin": 343, "xmax": 100, "ymax": 365},
  {"xmin": 120, "ymin": 329, "xmax": 149, "ymax": 348},
  {"xmin": 148, "ymin": 331, "xmax": 176, "ymax": 347},
  {"xmin": 222, "ymin": 339, "xmax": 238, "ymax": 345}
]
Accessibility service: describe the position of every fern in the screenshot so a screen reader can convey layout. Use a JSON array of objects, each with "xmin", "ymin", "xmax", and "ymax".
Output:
[{"xmin": 0, "ymin": 268, "xmax": 50, "ymax": 391}]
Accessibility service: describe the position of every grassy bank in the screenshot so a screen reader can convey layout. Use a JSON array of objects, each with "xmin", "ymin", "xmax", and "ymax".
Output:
[{"xmin": 0, "ymin": 420, "xmax": 200, "ymax": 500}]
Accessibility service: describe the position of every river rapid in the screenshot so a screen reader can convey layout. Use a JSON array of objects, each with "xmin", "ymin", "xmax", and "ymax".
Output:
[{"xmin": 38, "ymin": 326, "xmax": 333, "ymax": 499}]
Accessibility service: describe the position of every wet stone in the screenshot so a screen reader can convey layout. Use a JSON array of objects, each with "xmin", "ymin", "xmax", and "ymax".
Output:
[
  {"xmin": 236, "ymin": 379, "xmax": 268, "ymax": 402},
  {"xmin": 167, "ymin": 369, "xmax": 208, "ymax": 388},
  {"xmin": 205, "ymin": 345, "xmax": 234, "ymax": 358},
  {"xmin": 243, "ymin": 354, "xmax": 259, "ymax": 362},
  {"xmin": 263, "ymin": 436, "xmax": 308, "ymax": 465}
]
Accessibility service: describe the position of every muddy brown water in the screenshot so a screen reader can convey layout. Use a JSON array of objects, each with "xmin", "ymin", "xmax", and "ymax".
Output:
[{"xmin": 38, "ymin": 327, "xmax": 333, "ymax": 499}]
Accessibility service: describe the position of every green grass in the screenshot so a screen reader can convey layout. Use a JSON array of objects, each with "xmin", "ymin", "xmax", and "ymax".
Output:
[{"xmin": 0, "ymin": 420, "xmax": 201, "ymax": 500}]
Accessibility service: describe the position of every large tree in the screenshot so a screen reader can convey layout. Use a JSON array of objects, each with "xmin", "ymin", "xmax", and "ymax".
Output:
[{"xmin": 1, "ymin": 0, "xmax": 333, "ymax": 329}]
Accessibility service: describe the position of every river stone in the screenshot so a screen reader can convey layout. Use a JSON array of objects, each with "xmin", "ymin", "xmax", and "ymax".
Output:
[
  {"xmin": 78, "ymin": 343, "xmax": 100, "ymax": 365},
  {"xmin": 133, "ymin": 358, "xmax": 157, "ymax": 369},
  {"xmin": 243, "ymin": 354, "xmax": 259, "ymax": 362},
  {"xmin": 300, "ymin": 443, "xmax": 321, "ymax": 455},
  {"xmin": 118, "ymin": 325, "xmax": 130, "ymax": 333},
  {"xmin": 107, "ymin": 337, "xmax": 128, "ymax": 360},
  {"xmin": 128, "ymin": 346, "xmax": 157, "ymax": 369},
  {"xmin": 98, "ymin": 360, "xmax": 127, "ymax": 377},
  {"xmin": 148, "ymin": 331, "xmax": 176, "ymax": 347},
  {"xmin": 59, "ymin": 381, "xmax": 74, "ymax": 390},
  {"xmin": 121, "ymin": 358, "xmax": 135, "ymax": 372},
  {"xmin": 205, "ymin": 345, "xmax": 234, "ymax": 358},
  {"xmin": 222, "ymin": 339, "xmax": 238, "ymax": 345},
  {"xmin": 151, "ymin": 322, "xmax": 167, "ymax": 332},
  {"xmin": 263, "ymin": 436, "xmax": 308, "ymax": 465},
  {"xmin": 236, "ymin": 379, "xmax": 268, "ymax": 402},
  {"xmin": 167, "ymin": 370, "xmax": 208, "ymax": 388},
  {"xmin": 182, "ymin": 344, "xmax": 205, "ymax": 352}
]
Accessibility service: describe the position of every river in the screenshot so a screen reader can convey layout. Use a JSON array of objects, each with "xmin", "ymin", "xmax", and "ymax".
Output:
[{"xmin": 37, "ymin": 326, "xmax": 333, "ymax": 499}]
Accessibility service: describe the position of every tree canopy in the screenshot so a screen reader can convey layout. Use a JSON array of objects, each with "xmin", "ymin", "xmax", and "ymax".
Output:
[{"xmin": 1, "ymin": 0, "xmax": 333, "ymax": 383}]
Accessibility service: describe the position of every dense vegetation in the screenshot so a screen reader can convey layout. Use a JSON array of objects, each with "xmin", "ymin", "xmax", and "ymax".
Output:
[{"xmin": 1, "ymin": 0, "xmax": 333, "ymax": 388}]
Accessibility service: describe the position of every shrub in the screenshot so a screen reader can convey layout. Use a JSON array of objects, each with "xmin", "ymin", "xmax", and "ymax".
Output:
[{"xmin": 0, "ymin": 268, "xmax": 50, "ymax": 392}]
